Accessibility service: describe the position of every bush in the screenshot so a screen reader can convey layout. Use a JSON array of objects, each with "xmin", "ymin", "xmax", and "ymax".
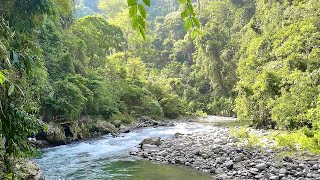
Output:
[
  {"xmin": 207, "ymin": 97, "xmax": 235, "ymax": 116},
  {"xmin": 160, "ymin": 94, "xmax": 187, "ymax": 119},
  {"xmin": 140, "ymin": 97, "xmax": 164, "ymax": 119},
  {"xmin": 273, "ymin": 127, "xmax": 320, "ymax": 154},
  {"xmin": 110, "ymin": 112, "xmax": 135, "ymax": 125}
]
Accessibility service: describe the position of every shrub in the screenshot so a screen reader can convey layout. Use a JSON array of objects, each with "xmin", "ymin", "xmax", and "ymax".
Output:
[{"xmin": 160, "ymin": 94, "xmax": 187, "ymax": 119}]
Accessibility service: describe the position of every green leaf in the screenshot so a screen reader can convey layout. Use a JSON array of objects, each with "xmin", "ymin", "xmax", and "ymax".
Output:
[
  {"xmin": 187, "ymin": 5, "xmax": 195, "ymax": 16},
  {"xmin": 139, "ymin": 26, "xmax": 146, "ymax": 39},
  {"xmin": 127, "ymin": 0, "xmax": 138, "ymax": 6},
  {"xmin": 192, "ymin": 17, "xmax": 200, "ymax": 28},
  {"xmin": 178, "ymin": 0, "xmax": 187, "ymax": 4},
  {"xmin": 8, "ymin": 84, "xmax": 14, "ymax": 96},
  {"xmin": 129, "ymin": 5, "xmax": 137, "ymax": 17},
  {"xmin": 43, "ymin": 124, "xmax": 49, "ymax": 132},
  {"xmin": 191, "ymin": 28, "xmax": 197, "ymax": 39},
  {"xmin": 142, "ymin": 0, "xmax": 151, "ymax": 6},
  {"xmin": 24, "ymin": 56, "xmax": 32, "ymax": 75},
  {"xmin": 132, "ymin": 17, "xmax": 139, "ymax": 30},
  {"xmin": 184, "ymin": 18, "xmax": 192, "ymax": 31},
  {"xmin": 137, "ymin": 15, "xmax": 146, "ymax": 29},
  {"xmin": 181, "ymin": 10, "xmax": 188, "ymax": 19},
  {"xmin": 0, "ymin": 71, "xmax": 6, "ymax": 84},
  {"xmin": 138, "ymin": 4, "xmax": 147, "ymax": 19}
]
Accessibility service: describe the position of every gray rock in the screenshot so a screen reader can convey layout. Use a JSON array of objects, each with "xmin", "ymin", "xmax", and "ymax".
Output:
[
  {"xmin": 234, "ymin": 156, "xmax": 242, "ymax": 162},
  {"xmin": 311, "ymin": 164, "xmax": 319, "ymax": 170},
  {"xmin": 215, "ymin": 167, "xmax": 224, "ymax": 174},
  {"xmin": 142, "ymin": 144, "xmax": 158, "ymax": 150},
  {"xmin": 308, "ymin": 161, "xmax": 318, "ymax": 165},
  {"xmin": 174, "ymin": 132, "xmax": 184, "ymax": 138},
  {"xmin": 283, "ymin": 156, "xmax": 293, "ymax": 162},
  {"xmin": 249, "ymin": 168, "xmax": 259, "ymax": 175},
  {"xmin": 139, "ymin": 137, "xmax": 161, "ymax": 148},
  {"xmin": 119, "ymin": 125, "xmax": 130, "ymax": 133},
  {"xmin": 15, "ymin": 159, "xmax": 45, "ymax": 180},
  {"xmin": 256, "ymin": 163, "xmax": 267, "ymax": 170},
  {"xmin": 279, "ymin": 168, "xmax": 287, "ymax": 174},
  {"xmin": 225, "ymin": 160, "xmax": 234, "ymax": 169},
  {"xmin": 269, "ymin": 175, "xmax": 279, "ymax": 180}
]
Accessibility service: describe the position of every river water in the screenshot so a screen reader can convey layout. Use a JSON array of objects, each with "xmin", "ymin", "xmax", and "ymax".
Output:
[{"xmin": 35, "ymin": 123, "xmax": 219, "ymax": 180}]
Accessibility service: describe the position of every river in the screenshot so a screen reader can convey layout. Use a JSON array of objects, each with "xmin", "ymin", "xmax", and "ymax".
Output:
[{"xmin": 35, "ymin": 122, "xmax": 222, "ymax": 179}]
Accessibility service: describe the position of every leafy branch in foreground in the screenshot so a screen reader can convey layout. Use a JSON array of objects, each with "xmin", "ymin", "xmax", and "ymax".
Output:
[{"xmin": 127, "ymin": 0, "xmax": 201, "ymax": 39}]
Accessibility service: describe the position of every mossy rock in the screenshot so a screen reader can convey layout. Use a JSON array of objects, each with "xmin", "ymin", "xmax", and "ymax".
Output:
[
  {"xmin": 14, "ymin": 159, "xmax": 44, "ymax": 180},
  {"xmin": 45, "ymin": 122, "xmax": 66, "ymax": 145}
]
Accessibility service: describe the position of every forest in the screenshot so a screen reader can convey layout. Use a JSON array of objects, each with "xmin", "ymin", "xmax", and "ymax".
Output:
[{"xmin": 0, "ymin": 0, "xmax": 320, "ymax": 179}]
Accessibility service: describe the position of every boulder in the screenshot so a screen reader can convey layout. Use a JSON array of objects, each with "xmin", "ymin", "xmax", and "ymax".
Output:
[
  {"xmin": 30, "ymin": 140, "xmax": 49, "ymax": 148},
  {"xmin": 174, "ymin": 132, "xmax": 184, "ymax": 138},
  {"xmin": 96, "ymin": 120, "xmax": 117, "ymax": 134},
  {"xmin": 141, "ymin": 116, "xmax": 152, "ymax": 122},
  {"xmin": 15, "ymin": 159, "xmax": 44, "ymax": 180},
  {"xmin": 69, "ymin": 122, "xmax": 91, "ymax": 140},
  {"xmin": 119, "ymin": 125, "xmax": 130, "ymax": 133},
  {"xmin": 44, "ymin": 122, "xmax": 66, "ymax": 145},
  {"xmin": 112, "ymin": 120, "xmax": 122, "ymax": 128},
  {"xmin": 139, "ymin": 137, "xmax": 161, "ymax": 148}
]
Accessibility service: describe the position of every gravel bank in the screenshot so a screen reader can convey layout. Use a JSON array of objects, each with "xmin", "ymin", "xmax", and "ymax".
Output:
[{"xmin": 132, "ymin": 124, "xmax": 320, "ymax": 180}]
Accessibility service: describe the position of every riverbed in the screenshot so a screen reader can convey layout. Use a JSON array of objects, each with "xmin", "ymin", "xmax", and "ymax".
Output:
[{"xmin": 35, "ymin": 122, "xmax": 217, "ymax": 179}]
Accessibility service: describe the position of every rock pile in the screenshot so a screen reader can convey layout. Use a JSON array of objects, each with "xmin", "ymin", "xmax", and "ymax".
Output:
[{"xmin": 133, "ymin": 127, "xmax": 320, "ymax": 180}]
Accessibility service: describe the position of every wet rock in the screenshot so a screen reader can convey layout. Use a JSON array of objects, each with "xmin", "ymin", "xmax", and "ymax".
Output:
[
  {"xmin": 139, "ymin": 137, "xmax": 161, "ymax": 148},
  {"xmin": 129, "ymin": 151, "xmax": 138, "ymax": 155},
  {"xmin": 174, "ymin": 132, "xmax": 184, "ymax": 138},
  {"xmin": 96, "ymin": 121, "xmax": 117, "ymax": 134},
  {"xmin": 119, "ymin": 125, "xmax": 130, "ymax": 133},
  {"xmin": 44, "ymin": 122, "xmax": 66, "ymax": 145}
]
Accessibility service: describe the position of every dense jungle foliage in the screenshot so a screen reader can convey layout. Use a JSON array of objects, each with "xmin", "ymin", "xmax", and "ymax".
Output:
[{"xmin": 0, "ymin": 0, "xmax": 319, "ymax": 176}]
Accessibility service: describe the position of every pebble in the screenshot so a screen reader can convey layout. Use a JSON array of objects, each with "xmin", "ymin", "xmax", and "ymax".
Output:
[
  {"xmin": 256, "ymin": 163, "xmax": 267, "ymax": 170},
  {"xmin": 279, "ymin": 168, "xmax": 287, "ymax": 174},
  {"xmin": 269, "ymin": 175, "xmax": 279, "ymax": 180}
]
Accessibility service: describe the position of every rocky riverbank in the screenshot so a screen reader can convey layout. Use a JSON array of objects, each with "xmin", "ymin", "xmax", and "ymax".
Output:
[
  {"xmin": 32, "ymin": 116, "xmax": 176, "ymax": 148},
  {"xmin": 132, "ymin": 124, "xmax": 320, "ymax": 180}
]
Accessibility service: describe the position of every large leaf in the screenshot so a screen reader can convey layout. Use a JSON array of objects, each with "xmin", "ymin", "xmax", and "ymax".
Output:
[
  {"xmin": 129, "ymin": 5, "xmax": 137, "ymax": 17},
  {"xmin": 142, "ymin": 0, "xmax": 151, "ymax": 7},
  {"xmin": 139, "ymin": 26, "xmax": 146, "ymax": 39},
  {"xmin": 137, "ymin": 15, "xmax": 146, "ymax": 29},
  {"xmin": 132, "ymin": 17, "xmax": 139, "ymax": 30},
  {"xmin": 192, "ymin": 17, "xmax": 200, "ymax": 28},
  {"xmin": 181, "ymin": 10, "xmax": 188, "ymax": 19},
  {"xmin": 138, "ymin": 4, "xmax": 147, "ymax": 19},
  {"xmin": 184, "ymin": 18, "xmax": 192, "ymax": 32},
  {"xmin": 127, "ymin": 0, "xmax": 138, "ymax": 6}
]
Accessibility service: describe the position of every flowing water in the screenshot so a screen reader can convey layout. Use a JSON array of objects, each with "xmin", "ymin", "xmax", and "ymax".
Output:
[{"xmin": 35, "ymin": 123, "xmax": 219, "ymax": 180}]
